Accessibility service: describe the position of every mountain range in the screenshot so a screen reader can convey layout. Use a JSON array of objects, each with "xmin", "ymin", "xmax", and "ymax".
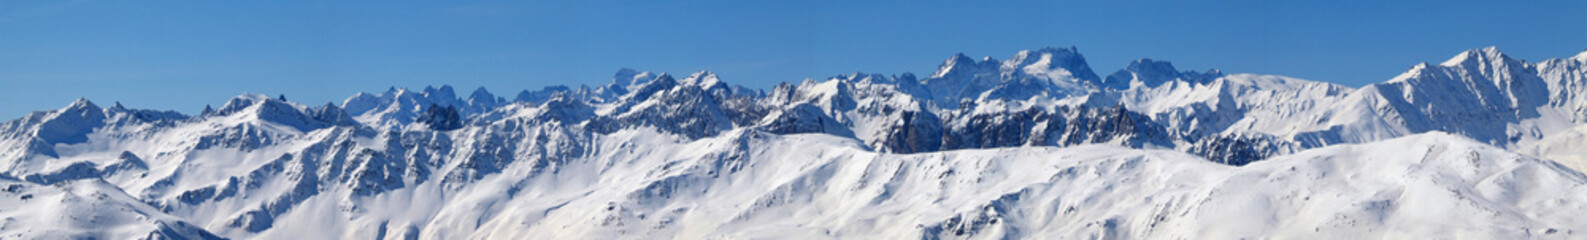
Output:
[{"xmin": 2, "ymin": 46, "xmax": 1587, "ymax": 239}]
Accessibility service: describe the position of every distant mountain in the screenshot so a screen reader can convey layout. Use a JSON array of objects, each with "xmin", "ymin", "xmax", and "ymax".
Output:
[{"xmin": 2, "ymin": 46, "xmax": 1586, "ymax": 239}]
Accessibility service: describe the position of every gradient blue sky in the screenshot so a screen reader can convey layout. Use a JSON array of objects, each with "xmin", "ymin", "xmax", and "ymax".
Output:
[{"xmin": 3, "ymin": 0, "xmax": 1585, "ymax": 119}]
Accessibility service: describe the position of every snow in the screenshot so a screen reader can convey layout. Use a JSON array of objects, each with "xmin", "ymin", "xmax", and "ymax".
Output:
[
  {"xmin": 1523, "ymin": 124, "xmax": 1587, "ymax": 173},
  {"xmin": 9, "ymin": 125, "xmax": 1587, "ymax": 239},
  {"xmin": 326, "ymin": 131, "xmax": 1587, "ymax": 238},
  {"xmin": 0, "ymin": 178, "xmax": 220, "ymax": 239},
  {"xmin": 1440, "ymin": 46, "xmax": 1505, "ymax": 67},
  {"xmin": 2, "ymin": 46, "xmax": 1587, "ymax": 238},
  {"xmin": 1019, "ymin": 53, "xmax": 1080, "ymax": 82},
  {"xmin": 930, "ymin": 53, "xmax": 981, "ymax": 79}
]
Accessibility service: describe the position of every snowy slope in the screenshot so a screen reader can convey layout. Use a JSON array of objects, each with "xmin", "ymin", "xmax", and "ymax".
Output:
[
  {"xmin": 0, "ymin": 177, "xmax": 221, "ymax": 239},
  {"xmin": 1, "ymin": 46, "xmax": 1586, "ymax": 238},
  {"xmin": 1523, "ymin": 124, "xmax": 1587, "ymax": 174},
  {"xmin": 106, "ymin": 128, "xmax": 1587, "ymax": 239},
  {"xmin": 428, "ymin": 131, "xmax": 1587, "ymax": 239},
  {"xmin": 1266, "ymin": 47, "xmax": 1585, "ymax": 149},
  {"xmin": 24, "ymin": 122, "xmax": 1569, "ymax": 239}
]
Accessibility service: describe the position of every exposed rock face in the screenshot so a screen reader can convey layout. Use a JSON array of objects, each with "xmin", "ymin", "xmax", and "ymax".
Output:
[
  {"xmin": 1187, "ymin": 133, "xmax": 1298, "ymax": 166},
  {"xmin": 418, "ymin": 104, "xmax": 463, "ymax": 131},
  {"xmin": 1, "ymin": 47, "xmax": 1586, "ymax": 239}
]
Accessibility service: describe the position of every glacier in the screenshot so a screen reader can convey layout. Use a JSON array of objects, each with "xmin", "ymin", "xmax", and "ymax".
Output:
[{"xmin": 2, "ymin": 46, "xmax": 1587, "ymax": 239}]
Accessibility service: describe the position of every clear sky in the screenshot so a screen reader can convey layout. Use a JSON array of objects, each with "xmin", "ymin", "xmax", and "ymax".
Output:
[{"xmin": 3, "ymin": 0, "xmax": 1585, "ymax": 119}]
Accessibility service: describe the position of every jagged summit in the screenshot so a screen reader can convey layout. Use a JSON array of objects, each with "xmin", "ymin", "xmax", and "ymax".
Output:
[
  {"xmin": 915, "ymin": 47, "xmax": 1111, "ymax": 106},
  {"xmin": 423, "ymin": 85, "xmax": 459, "ymax": 102},
  {"xmin": 469, "ymin": 87, "xmax": 495, "ymax": 101},
  {"xmin": 681, "ymin": 71, "xmax": 724, "ymax": 89},
  {"xmin": 209, "ymin": 93, "xmax": 338, "ymax": 132},
  {"xmin": 466, "ymin": 86, "xmax": 503, "ymax": 113},
  {"xmin": 0, "ymin": 47, "xmax": 1568, "ymax": 167},
  {"xmin": 29, "ymin": 98, "xmax": 108, "ymax": 145},
  {"xmin": 1101, "ymin": 58, "xmax": 1222, "ymax": 89},
  {"xmin": 64, "ymin": 97, "xmax": 100, "ymax": 112},
  {"xmin": 1440, "ymin": 46, "xmax": 1522, "ymax": 67},
  {"xmin": 1124, "ymin": 58, "xmax": 1177, "ymax": 73},
  {"xmin": 4, "ymin": 46, "xmax": 1587, "ymax": 239},
  {"xmin": 1574, "ymin": 49, "xmax": 1587, "ymax": 61},
  {"xmin": 611, "ymin": 68, "xmax": 659, "ymax": 88},
  {"xmin": 930, "ymin": 53, "xmax": 997, "ymax": 78},
  {"xmin": 215, "ymin": 93, "xmax": 290, "ymax": 115},
  {"xmin": 580, "ymin": 68, "xmax": 665, "ymax": 101},
  {"xmin": 613, "ymin": 68, "xmax": 641, "ymax": 82},
  {"xmin": 1391, "ymin": 47, "xmax": 1529, "ymax": 83},
  {"xmin": 1002, "ymin": 46, "xmax": 1101, "ymax": 83}
]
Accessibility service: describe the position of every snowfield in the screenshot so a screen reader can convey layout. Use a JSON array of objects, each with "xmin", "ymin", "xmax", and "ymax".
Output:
[
  {"xmin": 3, "ymin": 46, "xmax": 1587, "ymax": 239},
  {"xmin": 0, "ymin": 178, "xmax": 220, "ymax": 239},
  {"xmin": 13, "ymin": 128, "xmax": 1583, "ymax": 239},
  {"xmin": 413, "ymin": 130, "xmax": 1587, "ymax": 239}
]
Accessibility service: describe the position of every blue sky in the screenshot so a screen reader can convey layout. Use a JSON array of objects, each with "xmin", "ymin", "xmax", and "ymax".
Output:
[{"xmin": 3, "ymin": 1, "xmax": 1585, "ymax": 119}]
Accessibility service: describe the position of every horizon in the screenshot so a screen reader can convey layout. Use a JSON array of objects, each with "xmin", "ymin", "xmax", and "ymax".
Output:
[
  {"xmin": 4, "ymin": 1, "xmax": 1586, "ymax": 119},
  {"xmin": 17, "ymin": 44, "xmax": 1585, "ymax": 117}
]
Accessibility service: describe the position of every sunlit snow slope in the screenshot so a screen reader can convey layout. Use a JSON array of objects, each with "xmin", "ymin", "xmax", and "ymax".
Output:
[
  {"xmin": 445, "ymin": 131, "xmax": 1587, "ymax": 239},
  {"xmin": 3, "ymin": 46, "xmax": 1587, "ymax": 239}
]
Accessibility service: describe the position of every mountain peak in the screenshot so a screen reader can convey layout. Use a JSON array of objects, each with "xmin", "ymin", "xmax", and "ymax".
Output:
[
  {"xmin": 615, "ymin": 68, "xmax": 639, "ymax": 78},
  {"xmin": 1008, "ymin": 46, "xmax": 1086, "ymax": 63},
  {"xmin": 1441, "ymin": 46, "xmax": 1514, "ymax": 67},
  {"xmin": 34, "ymin": 98, "xmax": 109, "ymax": 145},
  {"xmin": 466, "ymin": 87, "xmax": 500, "ymax": 109},
  {"xmin": 428, "ymin": 85, "xmax": 457, "ymax": 95},
  {"xmin": 1574, "ymin": 49, "xmax": 1587, "ymax": 61},
  {"xmin": 1124, "ymin": 58, "xmax": 1179, "ymax": 75},
  {"xmin": 211, "ymin": 93, "xmax": 335, "ymax": 131},
  {"xmin": 1102, "ymin": 58, "xmax": 1183, "ymax": 89},
  {"xmin": 612, "ymin": 68, "xmax": 644, "ymax": 86},
  {"xmin": 682, "ymin": 71, "xmax": 723, "ymax": 88},
  {"xmin": 469, "ymin": 87, "xmax": 494, "ymax": 99},
  {"xmin": 216, "ymin": 93, "xmax": 314, "ymax": 114},
  {"xmin": 214, "ymin": 93, "xmax": 269, "ymax": 114},
  {"xmin": 948, "ymin": 53, "xmax": 972, "ymax": 61},
  {"xmin": 930, "ymin": 53, "xmax": 996, "ymax": 78},
  {"xmin": 64, "ymin": 98, "xmax": 100, "ymax": 111},
  {"xmin": 1021, "ymin": 46, "xmax": 1080, "ymax": 55},
  {"xmin": 618, "ymin": 73, "xmax": 678, "ymax": 101},
  {"xmin": 1003, "ymin": 46, "xmax": 1100, "ymax": 82},
  {"xmin": 653, "ymin": 73, "xmax": 675, "ymax": 83},
  {"xmin": 600, "ymin": 69, "xmax": 662, "ymax": 99}
]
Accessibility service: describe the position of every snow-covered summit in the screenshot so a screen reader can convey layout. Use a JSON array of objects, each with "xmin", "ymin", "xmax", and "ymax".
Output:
[
  {"xmin": 1439, "ymin": 46, "xmax": 1516, "ymax": 66},
  {"xmin": 2, "ymin": 46, "xmax": 1587, "ymax": 238},
  {"xmin": 1002, "ymin": 46, "xmax": 1101, "ymax": 84},
  {"xmin": 917, "ymin": 47, "xmax": 1108, "ymax": 107},
  {"xmin": 1102, "ymin": 58, "xmax": 1223, "ymax": 89},
  {"xmin": 29, "ymin": 98, "xmax": 107, "ymax": 145},
  {"xmin": 466, "ymin": 86, "xmax": 503, "ymax": 111},
  {"xmin": 681, "ymin": 71, "xmax": 724, "ymax": 89},
  {"xmin": 929, "ymin": 53, "xmax": 997, "ymax": 79}
]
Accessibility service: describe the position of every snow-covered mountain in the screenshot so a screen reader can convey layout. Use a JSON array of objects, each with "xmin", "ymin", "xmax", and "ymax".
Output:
[{"xmin": 2, "ymin": 46, "xmax": 1587, "ymax": 239}]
